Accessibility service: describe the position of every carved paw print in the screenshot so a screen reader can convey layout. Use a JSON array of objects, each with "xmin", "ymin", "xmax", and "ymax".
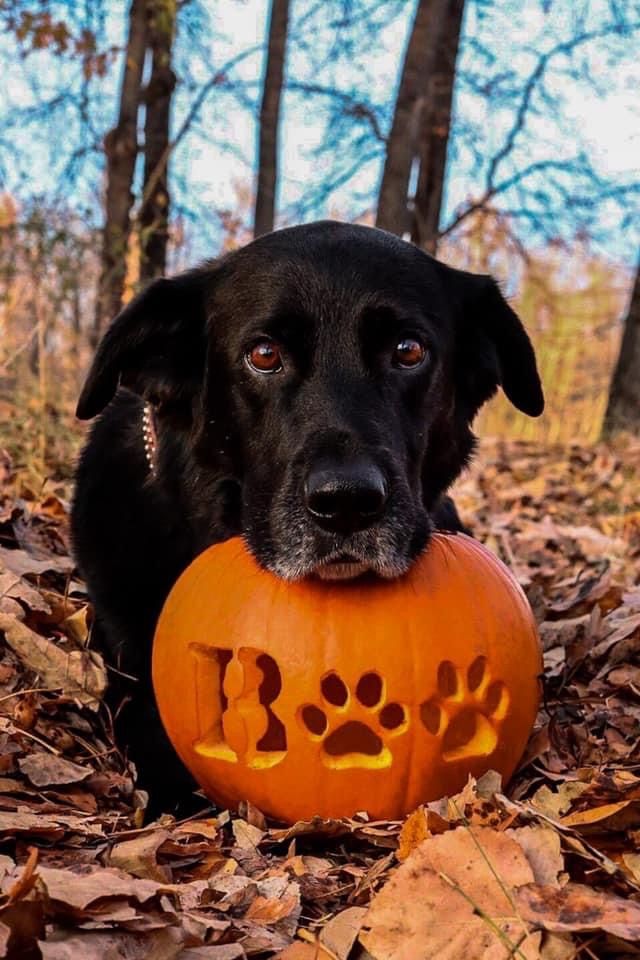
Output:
[
  {"xmin": 299, "ymin": 671, "xmax": 408, "ymax": 769},
  {"xmin": 420, "ymin": 657, "xmax": 510, "ymax": 763}
]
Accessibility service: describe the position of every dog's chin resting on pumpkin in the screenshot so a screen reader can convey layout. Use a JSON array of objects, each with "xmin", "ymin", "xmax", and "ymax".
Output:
[{"xmin": 71, "ymin": 220, "xmax": 544, "ymax": 816}]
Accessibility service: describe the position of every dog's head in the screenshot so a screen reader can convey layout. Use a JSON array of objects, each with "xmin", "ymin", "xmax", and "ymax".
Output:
[{"xmin": 77, "ymin": 221, "xmax": 543, "ymax": 580}]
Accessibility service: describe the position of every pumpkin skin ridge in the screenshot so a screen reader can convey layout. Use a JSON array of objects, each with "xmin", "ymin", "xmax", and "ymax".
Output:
[{"xmin": 152, "ymin": 532, "xmax": 541, "ymax": 822}]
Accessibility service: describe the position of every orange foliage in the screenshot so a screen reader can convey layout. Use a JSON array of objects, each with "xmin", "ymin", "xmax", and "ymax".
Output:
[{"xmin": 440, "ymin": 210, "xmax": 629, "ymax": 443}]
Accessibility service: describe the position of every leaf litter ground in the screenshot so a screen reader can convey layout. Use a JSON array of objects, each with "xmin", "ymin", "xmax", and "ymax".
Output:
[{"xmin": 0, "ymin": 437, "xmax": 639, "ymax": 959}]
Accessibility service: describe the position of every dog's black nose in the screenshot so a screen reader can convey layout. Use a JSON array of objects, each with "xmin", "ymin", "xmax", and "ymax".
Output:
[{"xmin": 304, "ymin": 460, "xmax": 388, "ymax": 534}]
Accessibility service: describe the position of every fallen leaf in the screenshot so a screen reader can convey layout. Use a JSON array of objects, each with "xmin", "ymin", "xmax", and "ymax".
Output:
[
  {"xmin": 623, "ymin": 853, "xmax": 640, "ymax": 884},
  {"xmin": 232, "ymin": 818, "xmax": 264, "ymax": 850},
  {"xmin": 319, "ymin": 906, "xmax": 367, "ymax": 959},
  {"xmin": 397, "ymin": 807, "xmax": 430, "ymax": 861},
  {"xmin": 38, "ymin": 927, "xmax": 183, "ymax": 959},
  {"xmin": 63, "ymin": 605, "xmax": 90, "ymax": 646},
  {"xmin": 530, "ymin": 782, "xmax": 590, "ymax": 819},
  {"xmin": 178, "ymin": 947, "xmax": 246, "ymax": 959},
  {"xmin": 360, "ymin": 826, "xmax": 540, "ymax": 959},
  {"xmin": 237, "ymin": 800, "xmax": 267, "ymax": 831},
  {"xmin": 0, "ymin": 545, "xmax": 73, "ymax": 578},
  {"xmin": 173, "ymin": 818, "xmax": 222, "ymax": 840},
  {"xmin": 561, "ymin": 800, "xmax": 640, "ymax": 831},
  {"xmin": 18, "ymin": 753, "xmax": 92, "ymax": 787},
  {"xmin": 516, "ymin": 882, "xmax": 640, "ymax": 939},
  {"xmin": 0, "ymin": 809, "xmax": 103, "ymax": 841},
  {"xmin": 267, "ymin": 818, "xmax": 353, "ymax": 845},
  {"xmin": 245, "ymin": 894, "xmax": 299, "ymax": 923},
  {"xmin": 507, "ymin": 826, "xmax": 564, "ymax": 886},
  {"xmin": 0, "ymin": 613, "xmax": 106, "ymax": 707},
  {"xmin": 109, "ymin": 829, "xmax": 172, "ymax": 882},
  {"xmin": 0, "ymin": 568, "xmax": 51, "ymax": 615},
  {"xmin": 5, "ymin": 847, "xmax": 39, "ymax": 905},
  {"xmin": 37, "ymin": 865, "xmax": 166, "ymax": 913},
  {"xmin": 274, "ymin": 944, "xmax": 320, "ymax": 959},
  {"xmin": 539, "ymin": 934, "xmax": 576, "ymax": 960}
]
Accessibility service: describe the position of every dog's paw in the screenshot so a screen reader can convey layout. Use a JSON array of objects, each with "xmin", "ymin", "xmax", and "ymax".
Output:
[
  {"xmin": 298, "ymin": 671, "xmax": 407, "ymax": 769},
  {"xmin": 419, "ymin": 657, "xmax": 509, "ymax": 763}
]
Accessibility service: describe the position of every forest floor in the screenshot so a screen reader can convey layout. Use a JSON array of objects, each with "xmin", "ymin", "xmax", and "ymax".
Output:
[{"xmin": 0, "ymin": 434, "xmax": 639, "ymax": 959}]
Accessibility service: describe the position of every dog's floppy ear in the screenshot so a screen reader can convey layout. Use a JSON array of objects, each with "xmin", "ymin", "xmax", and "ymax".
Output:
[
  {"xmin": 76, "ymin": 271, "xmax": 208, "ymax": 420},
  {"xmin": 452, "ymin": 271, "xmax": 544, "ymax": 419}
]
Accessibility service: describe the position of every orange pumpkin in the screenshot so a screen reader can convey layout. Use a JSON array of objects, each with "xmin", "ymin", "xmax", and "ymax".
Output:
[{"xmin": 152, "ymin": 533, "xmax": 541, "ymax": 823}]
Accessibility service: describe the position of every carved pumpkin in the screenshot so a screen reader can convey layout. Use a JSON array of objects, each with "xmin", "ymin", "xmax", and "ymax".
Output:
[{"xmin": 152, "ymin": 533, "xmax": 541, "ymax": 823}]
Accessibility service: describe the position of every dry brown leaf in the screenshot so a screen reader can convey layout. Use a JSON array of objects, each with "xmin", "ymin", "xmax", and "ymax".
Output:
[
  {"xmin": 507, "ymin": 826, "xmax": 564, "ymax": 886},
  {"xmin": 253, "ymin": 876, "xmax": 301, "ymax": 938},
  {"xmin": 592, "ymin": 612, "xmax": 640, "ymax": 658},
  {"xmin": 539, "ymin": 933, "xmax": 580, "ymax": 959},
  {"xmin": 0, "ymin": 856, "xmax": 15, "ymax": 884},
  {"xmin": 623, "ymin": 853, "xmax": 640, "ymax": 884},
  {"xmin": 318, "ymin": 906, "xmax": 367, "ymax": 959},
  {"xmin": 397, "ymin": 806, "xmax": 430, "ymax": 861},
  {"xmin": 232, "ymin": 818, "xmax": 264, "ymax": 850},
  {"xmin": 209, "ymin": 874, "xmax": 258, "ymax": 911},
  {"xmin": 0, "ymin": 545, "xmax": 73, "ymax": 578},
  {"xmin": 173, "ymin": 818, "xmax": 222, "ymax": 840},
  {"xmin": 38, "ymin": 927, "xmax": 184, "ymax": 959},
  {"xmin": 232, "ymin": 918, "xmax": 293, "ymax": 955},
  {"xmin": 0, "ymin": 809, "xmax": 103, "ymax": 841},
  {"xmin": 0, "ymin": 613, "xmax": 106, "ymax": 707},
  {"xmin": 109, "ymin": 829, "xmax": 172, "ymax": 882},
  {"xmin": 178, "ymin": 947, "xmax": 246, "ymax": 959},
  {"xmin": 0, "ymin": 568, "xmax": 51, "ymax": 615},
  {"xmin": 18, "ymin": 753, "xmax": 91, "ymax": 787},
  {"xmin": 530, "ymin": 782, "xmax": 590, "ymax": 819},
  {"xmin": 245, "ymin": 894, "xmax": 299, "ymax": 923},
  {"xmin": 34, "ymin": 494, "xmax": 69, "ymax": 521},
  {"xmin": 237, "ymin": 799, "xmax": 267, "ymax": 831},
  {"xmin": 516, "ymin": 882, "xmax": 640, "ymax": 939},
  {"xmin": 561, "ymin": 800, "xmax": 640, "ymax": 831},
  {"xmin": 275, "ymin": 944, "xmax": 321, "ymax": 959},
  {"xmin": 37, "ymin": 865, "xmax": 166, "ymax": 913},
  {"xmin": 283, "ymin": 855, "xmax": 332, "ymax": 879},
  {"xmin": 267, "ymin": 818, "xmax": 353, "ymax": 845},
  {"xmin": 360, "ymin": 826, "xmax": 540, "ymax": 959},
  {"xmin": 63, "ymin": 605, "xmax": 90, "ymax": 646},
  {"xmin": 4, "ymin": 847, "xmax": 39, "ymax": 905}
]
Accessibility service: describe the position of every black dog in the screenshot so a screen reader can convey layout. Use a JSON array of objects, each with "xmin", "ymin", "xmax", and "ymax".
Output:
[{"xmin": 72, "ymin": 221, "xmax": 543, "ymax": 813}]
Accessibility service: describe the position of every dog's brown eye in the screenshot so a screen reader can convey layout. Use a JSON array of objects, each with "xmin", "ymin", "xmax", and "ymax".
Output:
[
  {"xmin": 246, "ymin": 339, "xmax": 283, "ymax": 374},
  {"xmin": 392, "ymin": 337, "xmax": 426, "ymax": 369}
]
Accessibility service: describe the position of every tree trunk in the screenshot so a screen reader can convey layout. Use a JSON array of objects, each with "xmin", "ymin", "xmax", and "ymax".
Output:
[
  {"xmin": 602, "ymin": 259, "xmax": 640, "ymax": 437},
  {"xmin": 139, "ymin": 0, "xmax": 176, "ymax": 282},
  {"xmin": 93, "ymin": 0, "xmax": 147, "ymax": 344},
  {"xmin": 376, "ymin": 0, "xmax": 449, "ymax": 237},
  {"xmin": 254, "ymin": 0, "xmax": 290, "ymax": 238},
  {"xmin": 410, "ymin": 0, "xmax": 465, "ymax": 254}
]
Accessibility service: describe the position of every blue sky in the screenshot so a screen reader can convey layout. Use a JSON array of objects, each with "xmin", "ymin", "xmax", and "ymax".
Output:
[{"xmin": 1, "ymin": 0, "xmax": 638, "ymax": 264}]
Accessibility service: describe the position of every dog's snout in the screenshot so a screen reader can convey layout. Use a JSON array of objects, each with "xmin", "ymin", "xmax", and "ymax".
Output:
[{"xmin": 304, "ymin": 459, "xmax": 388, "ymax": 534}]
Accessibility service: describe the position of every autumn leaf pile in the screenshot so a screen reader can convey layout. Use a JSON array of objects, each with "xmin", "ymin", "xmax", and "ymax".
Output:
[{"xmin": 0, "ymin": 436, "xmax": 639, "ymax": 959}]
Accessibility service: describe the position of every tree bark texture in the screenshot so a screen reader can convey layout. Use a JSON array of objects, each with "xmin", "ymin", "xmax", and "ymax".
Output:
[
  {"xmin": 410, "ymin": 0, "xmax": 465, "ymax": 254},
  {"xmin": 254, "ymin": 0, "xmax": 290, "ymax": 238},
  {"xmin": 376, "ymin": 0, "xmax": 450, "ymax": 237},
  {"xmin": 602, "ymin": 260, "xmax": 640, "ymax": 436},
  {"xmin": 94, "ymin": 0, "xmax": 148, "ymax": 343},
  {"xmin": 140, "ymin": 0, "xmax": 176, "ymax": 282}
]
